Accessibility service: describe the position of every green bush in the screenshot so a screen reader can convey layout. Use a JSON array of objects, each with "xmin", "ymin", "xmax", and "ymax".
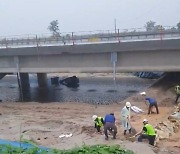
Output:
[{"xmin": 0, "ymin": 144, "xmax": 134, "ymax": 154}]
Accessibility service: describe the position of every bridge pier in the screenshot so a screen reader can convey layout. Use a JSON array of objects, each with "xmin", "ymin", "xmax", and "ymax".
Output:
[
  {"xmin": 37, "ymin": 73, "xmax": 48, "ymax": 87},
  {"xmin": 19, "ymin": 73, "xmax": 31, "ymax": 101},
  {"xmin": 19, "ymin": 73, "xmax": 30, "ymax": 89},
  {"xmin": 17, "ymin": 73, "xmax": 30, "ymax": 102}
]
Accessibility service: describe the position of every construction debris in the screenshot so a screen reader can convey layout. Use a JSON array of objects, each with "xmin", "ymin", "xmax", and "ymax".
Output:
[{"xmin": 155, "ymin": 105, "xmax": 180, "ymax": 141}]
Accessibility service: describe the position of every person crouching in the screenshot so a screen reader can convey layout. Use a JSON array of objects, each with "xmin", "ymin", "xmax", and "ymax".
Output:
[
  {"xmin": 104, "ymin": 113, "xmax": 117, "ymax": 140},
  {"xmin": 134, "ymin": 119, "xmax": 156, "ymax": 146},
  {"xmin": 92, "ymin": 115, "xmax": 104, "ymax": 133}
]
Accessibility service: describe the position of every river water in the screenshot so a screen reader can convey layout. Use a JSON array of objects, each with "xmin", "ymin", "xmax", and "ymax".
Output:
[{"xmin": 0, "ymin": 74, "xmax": 155, "ymax": 104}]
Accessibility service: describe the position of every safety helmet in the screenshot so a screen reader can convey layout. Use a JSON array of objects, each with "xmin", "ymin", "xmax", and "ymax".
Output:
[
  {"xmin": 140, "ymin": 92, "xmax": 146, "ymax": 96},
  {"xmin": 176, "ymin": 85, "xmax": 180, "ymax": 89},
  {"xmin": 126, "ymin": 102, "xmax": 131, "ymax": 107},
  {"xmin": 92, "ymin": 115, "xmax": 97, "ymax": 121},
  {"xmin": 143, "ymin": 119, "xmax": 148, "ymax": 123}
]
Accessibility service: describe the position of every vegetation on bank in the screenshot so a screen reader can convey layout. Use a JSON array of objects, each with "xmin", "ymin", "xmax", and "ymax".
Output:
[{"xmin": 0, "ymin": 144, "xmax": 134, "ymax": 154}]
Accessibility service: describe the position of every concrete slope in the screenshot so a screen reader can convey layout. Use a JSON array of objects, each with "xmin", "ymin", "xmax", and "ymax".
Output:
[{"xmin": 0, "ymin": 73, "xmax": 6, "ymax": 80}]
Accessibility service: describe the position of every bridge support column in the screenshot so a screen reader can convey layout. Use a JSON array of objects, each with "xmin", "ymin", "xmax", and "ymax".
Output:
[
  {"xmin": 37, "ymin": 73, "xmax": 48, "ymax": 87},
  {"xmin": 20, "ymin": 73, "xmax": 30, "ymax": 89}
]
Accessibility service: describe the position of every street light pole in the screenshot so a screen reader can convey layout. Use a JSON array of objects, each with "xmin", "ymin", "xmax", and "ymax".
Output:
[{"xmin": 114, "ymin": 19, "xmax": 117, "ymax": 34}]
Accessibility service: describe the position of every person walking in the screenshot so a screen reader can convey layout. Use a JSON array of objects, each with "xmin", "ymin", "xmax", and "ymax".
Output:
[
  {"xmin": 104, "ymin": 113, "xmax": 117, "ymax": 140},
  {"xmin": 121, "ymin": 102, "xmax": 131, "ymax": 135},
  {"xmin": 140, "ymin": 92, "xmax": 159, "ymax": 114},
  {"xmin": 92, "ymin": 115, "xmax": 104, "ymax": 133},
  {"xmin": 133, "ymin": 119, "xmax": 156, "ymax": 146},
  {"xmin": 175, "ymin": 85, "xmax": 180, "ymax": 103}
]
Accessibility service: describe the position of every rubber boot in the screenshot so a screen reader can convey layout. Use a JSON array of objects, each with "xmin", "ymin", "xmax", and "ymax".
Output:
[
  {"xmin": 113, "ymin": 133, "xmax": 116, "ymax": 139},
  {"xmin": 105, "ymin": 136, "xmax": 108, "ymax": 140}
]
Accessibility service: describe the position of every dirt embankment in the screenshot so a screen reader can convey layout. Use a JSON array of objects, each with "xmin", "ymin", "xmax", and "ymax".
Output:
[
  {"xmin": 0, "ymin": 74, "xmax": 179, "ymax": 154},
  {"xmin": 126, "ymin": 73, "xmax": 180, "ymax": 154}
]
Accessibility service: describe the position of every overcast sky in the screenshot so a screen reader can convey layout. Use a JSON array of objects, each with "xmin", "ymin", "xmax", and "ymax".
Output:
[{"xmin": 0, "ymin": 0, "xmax": 180, "ymax": 36}]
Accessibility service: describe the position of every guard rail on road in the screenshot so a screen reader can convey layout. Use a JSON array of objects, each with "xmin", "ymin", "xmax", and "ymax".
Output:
[{"xmin": 0, "ymin": 27, "xmax": 180, "ymax": 49}]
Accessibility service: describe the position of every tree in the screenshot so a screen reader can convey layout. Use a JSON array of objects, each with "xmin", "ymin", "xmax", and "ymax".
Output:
[
  {"xmin": 177, "ymin": 21, "xmax": 180, "ymax": 30},
  {"xmin": 154, "ymin": 25, "xmax": 164, "ymax": 31},
  {"xmin": 48, "ymin": 20, "xmax": 60, "ymax": 37},
  {"xmin": 171, "ymin": 27, "xmax": 176, "ymax": 30},
  {"xmin": 145, "ymin": 21, "xmax": 156, "ymax": 31}
]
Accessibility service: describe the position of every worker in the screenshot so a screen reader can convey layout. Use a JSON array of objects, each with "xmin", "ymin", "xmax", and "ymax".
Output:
[
  {"xmin": 133, "ymin": 119, "xmax": 156, "ymax": 146},
  {"xmin": 175, "ymin": 85, "xmax": 180, "ymax": 103},
  {"xmin": 140, "ymin": 92, "xmax": 159, "ymax": 114},
  {"xmin": 121, "ymin": 102, "xmax": 132, "ymax": 135},
  {"xmin": 92, "ymin": 115, "xmax": 104, "ymax": 133},
  {"xmin": 104, "ymin": 113, "xmax": 117, "ymax": 140}
]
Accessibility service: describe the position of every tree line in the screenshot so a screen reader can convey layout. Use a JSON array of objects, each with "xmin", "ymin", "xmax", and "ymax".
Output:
[
  {"xmin": 145, "ymin": 20, "xmax": 180, "ymax": 31},
  {"xmin": 48, "ymin": 20, "xmax": 180, "ymax": 37}
]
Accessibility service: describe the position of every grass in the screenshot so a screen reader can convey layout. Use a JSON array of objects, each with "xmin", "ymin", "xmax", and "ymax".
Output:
[{"xmin": 0, "ymin": 144, "xmax": 134, "ymax": 154}]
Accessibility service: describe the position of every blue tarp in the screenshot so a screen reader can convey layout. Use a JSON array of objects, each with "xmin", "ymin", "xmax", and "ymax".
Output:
[
  {"xmin": 0, "ymin": 139, "xmax": 49, "ymax": 152},
  {"xmin": 134, "ymin": 72, "xmax": 164, "ymax": 79}
]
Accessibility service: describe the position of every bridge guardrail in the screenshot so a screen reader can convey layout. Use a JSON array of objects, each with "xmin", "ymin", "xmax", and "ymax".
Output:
[{"xmin": 0, "ymin": 27, "xmax": 180, "ymax": 48}]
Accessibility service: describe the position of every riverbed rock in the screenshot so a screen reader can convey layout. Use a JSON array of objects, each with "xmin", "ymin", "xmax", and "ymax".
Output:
[
  {"xmin": 155, "ymin": 122, "xmax": 176, "ymax": 140},
  {"xmin": 156, "ymin": 129, "xmax": 170, "ymax": 139},
  {"xmin": 59, "ymin": 76, "xmax": 79, "ymax": 88},
  {"xmin": 155, "ymin": 106, "xmax": 180, "ymax": 141}
]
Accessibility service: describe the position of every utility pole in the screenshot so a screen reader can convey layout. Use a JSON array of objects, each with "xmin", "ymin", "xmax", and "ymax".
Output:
[{"xmin": 114, "ymin": 19, "xmax": 117, "ymax": 34}]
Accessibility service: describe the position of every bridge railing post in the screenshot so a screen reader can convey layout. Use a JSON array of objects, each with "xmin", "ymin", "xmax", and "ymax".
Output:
[
  {"xmin": 36, "ymin": 35, "xmax": 39, "ymax": 47},
  {"xmin": 5, "ymin": 38, "xmax": 8, "ymax": 48},
  {"xmin": 118, "ymin": 29, "xmax": 120, "ymax": 43},
  {"xmin": 158, "ymin": 25, "xmax": 163, "ymax": 45},
  {"xmin": 72, "ymin": 32, "xmax": 75, "ymax": 46},
  {"xmin": 160, "ymin": 25, "xmax": 163, "ymax": 42}
]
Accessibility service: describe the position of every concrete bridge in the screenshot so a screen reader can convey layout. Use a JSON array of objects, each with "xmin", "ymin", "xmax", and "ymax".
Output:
[
  {"xmin": 0, "ymin": 29, "xmax": 180, "ymax": 73},
  {"xmin": 0, "ymin": 29, "xmax": 180, "ymax": 89}
]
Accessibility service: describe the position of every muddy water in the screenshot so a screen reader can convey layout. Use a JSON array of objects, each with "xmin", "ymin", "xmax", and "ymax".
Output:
[{"xmin": 0, "ymin": 74, "xmax": 155, "ymax": 104}]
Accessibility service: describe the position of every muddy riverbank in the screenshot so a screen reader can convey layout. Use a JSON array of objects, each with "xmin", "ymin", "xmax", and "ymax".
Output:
[{"xmin": 0, "ymin": 73, "xmax": 179, "ymax": 153}]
